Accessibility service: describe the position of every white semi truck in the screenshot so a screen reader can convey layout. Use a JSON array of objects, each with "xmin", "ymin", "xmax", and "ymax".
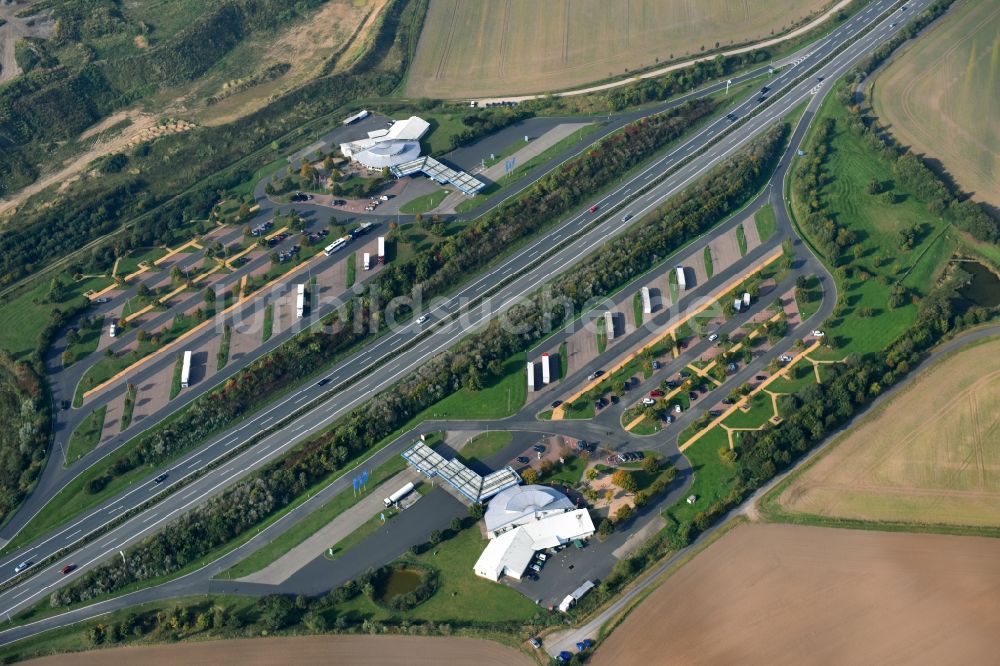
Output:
[
  {"xmin": 676, "ymin": 266, "xmax": 687, "ymax": 291},
  {"xmin": 541, "ymin": 353, "xmax": 551, "ymax": 385},
  {"xmin": 383, "ymin": 482, "xmax": 415, "ymax": 507},
  {"xmin": 377, "ymin": 236, "xmax": 386, "ymax": 265},
  {"xmin": 363, "ymin": 252, "xmax": 371, "ymax": 271},
  {"xmin": 641, "ymin": 287, "xmax": 652, "ymax": 314},
  {"xmin": 180, "ymin": 350, "xmax": 192, "ymax": 389},
  {"xmin": 295, "ymin": 284, "xmax": 305, "ymax": 318}
]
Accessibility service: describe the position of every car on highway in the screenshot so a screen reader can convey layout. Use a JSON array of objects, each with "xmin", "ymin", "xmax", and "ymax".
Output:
[
  {"xmin": 13, "ymin": 561, "xmax": 31, "ymax": 574},
  {"xmin": 760, "ymin": 86, "xmax": 769, "ymax": 94},
  {"xmin": 415, "ymin": 315, "xmax": 428, "ymax": 325},
  {"xmin": 60, "ymin": 564, "xmax": 76, "ymax": 575},
  {"xmin": 726, "ymin": 113, "xmax": 737, "ymax": 122},
  {"xmin": 757, "ymin": 95, "xmax": 766, "ymax": 103},
  {"xmin": 154, "ymin": 473, "xmax": 169, "ymax": 484},
  {"xmin": 621, "ymin": 213, "xmax": 632, "ymax": 222},
  {"xmin": 317, "ymin": 378, "xmax": 330, "ymax": 387},
  {"xmin": 516, "ymin": 456, "xmax": 530, "ymax": 465},
  {"xmin": 588, "ymin": 205, "xmax": 598, "ymax": 213},
  {"xmin": 642, "ymin": 398, "xmax": 656, "ymax": 406}
]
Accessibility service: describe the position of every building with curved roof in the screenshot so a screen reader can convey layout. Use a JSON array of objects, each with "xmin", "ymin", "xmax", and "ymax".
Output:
[
  {"xmin": 484, "ymin": 484, "xmax": 575, "ymax": 538},
  {"xmin": 350, "ymin": 140, "xmax": 422, "ymax": 170}
]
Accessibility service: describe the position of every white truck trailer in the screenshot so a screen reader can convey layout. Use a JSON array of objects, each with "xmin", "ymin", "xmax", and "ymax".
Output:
[
  {"xmin": 541, "ymin": 353, "xmax": 551, "ymax": 385},
  {"xmin": 342, "ymin": 109, "xmax": 369, "ymax": 125},
  {"xmin": 363, "ymin": 252, "xmax": 371, "ymax": 271},
  {"xmin": 377, "ymin": 236, "xmax": 386, "ymax": 265},
  {"xmin": 641, "ymin": 287, "xmax": 652, "ymax": 314},
  {"xmin": 526, "ymin": 361, "xmax": 536, "ymax": 392},
  {"xmin": 676, "ymin": 266, "xmax": 687, "ymax": 291},
  {"xmin": 604, "ymin": 311, "xmax": 615, "ymax": 340},
  {"xmin": 296, "ymin": 283, "xmax": 305, "ymax": 318},
  {"xmin": 180, "ymin": 350, "xmax": 192, "ymax": 389},
  {"xmin": 383, "ymin": 481, "xmax": 415, "ymax": 507}
]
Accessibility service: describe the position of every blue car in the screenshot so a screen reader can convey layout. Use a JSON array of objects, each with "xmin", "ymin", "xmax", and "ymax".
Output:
[
  {"xmin": 558, "ymin": 651, "xmax": 573, "ymax": 663},
  {"xmin": 576, "ymin": 639, "xmax": 594, "ymax": 651}
]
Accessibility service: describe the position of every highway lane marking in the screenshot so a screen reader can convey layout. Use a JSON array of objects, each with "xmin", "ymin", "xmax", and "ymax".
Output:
[
  {"xmin": 293, "ymin": 394, "xmax": 310, "ymax": 405},
  {"xmin": 11, "ymin": 588, "xmax": 30, "ymax": 600},
  {"xmin": 106, "ymin": 506, "xmax": 122, "ymax": 515},
  {"xmin": 182, "ymin": 489, "xmax": 199, "ymax": 500},
  {"xmin": 142, "ymin": 513, "xmax": 158, "ymax": 524},
  {"xmin": 65, "ymin": 530, "xmax": 81, "ymax": 540},
  {"xmin": 260, "ymin": 416, "xmax": 273, "ymax": 425},
  {"xmin": 100, "ymin": 539, "xmax": 115, "ymax": 548},
  {"xmin": 186, "ymin": 459, "xmax": 202, "ymax": 470}
]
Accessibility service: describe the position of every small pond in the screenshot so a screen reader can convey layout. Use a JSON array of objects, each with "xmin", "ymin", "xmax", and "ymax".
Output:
[
  {"xmin": 377, "ymin": 567, "xmax": 423, "ymax": 603},
  {"xmin": 958, "ymin": 261, "xmax": 1000, "ymax": 308}
]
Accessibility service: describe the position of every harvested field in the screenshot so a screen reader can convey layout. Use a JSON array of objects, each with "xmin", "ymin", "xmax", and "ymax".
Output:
[
  {"xmin": 593, "ymin": 523, "xmax": 1000, "ymax": 666},
  {"xmin": 874, "ymin": 0, "xmax": 1000, "ymax": 208},
  {"xmin": 777, "ymin": 336, "xmax": 1000, "ymax": 528},
  {"xmin": 406, "ymin": 0, "xmax": 831, "ymax": 98},
  {"xmin": 23, "ymin": 635, "xmax": 531, "ymax": 666}
]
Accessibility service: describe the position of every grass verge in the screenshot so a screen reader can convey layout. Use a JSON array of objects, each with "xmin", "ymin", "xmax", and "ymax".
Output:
[{"xmin": 66, "ymin": 405, "xmax": 107, "ymax": 463}]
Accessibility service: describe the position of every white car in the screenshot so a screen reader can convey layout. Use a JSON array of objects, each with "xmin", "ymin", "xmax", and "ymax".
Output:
[
  {"xmin": 779, "ymin": 354, "xmax": 793, "ymax": 363},
  {"xmin": 13, "ymin": 561, "xmax": 30, "ymax": 574},
  {"xmin": 642, "ymin": 398, "xmax": 656, "ymax": 406},
  {"xmin": 416, "ymin": 315, "xmax": 428, "ymax": 325},
  {"xmin": 708, "ymin": 333, "xmax": 719, "ymax": 342},
  {"xmin": 674, "ymin": 404, "xmax": 682, "ymax": 413},
  {"xmin": 536, "ymin": 553, "xmax": 547, "ymax": 562},
  {"xmin": 811, "ymin": 330, "xmax": 825, "ymax": 337}
]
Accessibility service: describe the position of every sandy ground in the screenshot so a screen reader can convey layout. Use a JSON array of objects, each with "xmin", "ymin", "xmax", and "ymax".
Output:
[
  {"xmin": 742, "ymin": 215, "xmax": 762, "ymax": 252},
  {"xmin": 130, "ymin": 363, "xmax": 174, "ymax": 427},
  {"xmin": 779, "ymin": 287, "xmax": 801, "ymax": 329},
  {"xmin": 24, "ymin": 635, "xmax": 532, "ymax": 666},
  {"xmin": 0, "ymin": 1, "xmax": 53, "ymax": 84},
  {"xmin": 564, "ymin": 324, "xmax": 599, "ymax": 377},
  {"xmin": 779, "ymin": 337, "xmax": 1000, "ymax": 527},
  {"xmin": 708, "ymin": 227, "xmax": 742, "ymax": 275},
  {"xmin": 97, "ymin": 392, "xmax": 126, "ymax": 444},
  {"xmin": 594, "ymin": 523, "xmax": 1000, "ymax": 666}
]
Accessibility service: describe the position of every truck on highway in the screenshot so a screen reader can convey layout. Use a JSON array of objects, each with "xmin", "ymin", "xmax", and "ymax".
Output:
[
  {"xmin": 296, "ymin": 283, "xmax": 305, "ymax": 318},
  {"xmin": 384, "ymin": 481, "xmax": 415, "ymax": 507},
  {"xmin": 363, "ymin": 252, "xmax": 371, "ymax": 271},
  {"xmin": 180, "ymin": 350, "xmax": 192, "ymax": 389},
  {"xmin": 675, "ymin": 266, "xmax": 687, "ymax": 291},
  {"xmin": 377, "ymin": 236, "xmax": 386, "ymax": 264}
]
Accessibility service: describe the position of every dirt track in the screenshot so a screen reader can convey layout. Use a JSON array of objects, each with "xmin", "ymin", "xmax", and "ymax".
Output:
[
  {"xmin": 24, "ymin": 635, "xmax": 532, "ymax": 666},
  {"xmin": 593, "ymin": 523, "xmax": 1000, "ymax": 666}
]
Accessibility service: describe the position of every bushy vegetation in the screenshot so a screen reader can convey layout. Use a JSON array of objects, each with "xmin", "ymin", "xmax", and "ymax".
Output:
[
  {"xmin": 50, "ymin": 121, "xmax": 788, "ymax": 605},
  {"xmin": 0, "ymin": 353, "xmax": 49, "ymax": 525}
]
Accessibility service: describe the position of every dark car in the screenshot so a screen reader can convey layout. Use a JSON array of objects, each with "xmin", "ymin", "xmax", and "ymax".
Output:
[
  {"xmin": 317, "ymin": 378, "xmax": 330, "ymax": 387},
  {"xmin": 61, "ymin": 400, "xmax": 70, "ymax": 410},
  {"xmin": 533, "ymin": 444, "xmax": 545, "ymax": 453},
  {"xmin": 689, "ymin": 391, "xmax": 699, "ymax": 401},
  {"xmin": 60, "ymin": 564, "xmax": 76, "ymax": 575},
  {"xmin": 516, "ymin": 456, "xmax": 530, "ymax": 465},
  {"xmin": 650, "ymin": 390, "xmax": 664, "ymax": 398},
  {"xmin": 755, "ymin": 374, "xmax": 767, "ymax": 381},
  {"xmin": 550, "ymin": 400, "xmax": 562, "ymax": 408},
  {"xmin": 558, "ymin": 651, "xmax": 573, "ymax": 663},
  {"xmin": 154, "ymin": 473, "xmax": 169, "ymax": 484},
  {"xmin": 760, "ymin": 86, "xmax": 769, "ymax": 94},
  {"xmin": 577, "ymin": 639, "xmax": 595, "ymax": 651},
  {"xmin": 757, "ymin": 95, "xmax": 766, "ymax": 103}
]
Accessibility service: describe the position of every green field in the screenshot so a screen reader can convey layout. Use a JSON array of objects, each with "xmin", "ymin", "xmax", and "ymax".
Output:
[
  {"xmin": 62, "ymin": 315, "xmax": 105, "ymax": 369},
  {"xmin": 722, "ymin": 392, "xmax": 774, "ymax": 430},
  {"xmin": 406, "ymin": 0, "xmax": 831, "ymax": 97},
  {"xmin": 399, "ymin": 190, "xmax": 448, "ymax": 214},
  {"xmin": 874, "ymin": 0, "xmax": 1000, "ymax": 209},
  {"xmin": 791, "ymin": 90, "xmax": 954, "ymax": 358},
  {"xmin": 66, "ymin": 405, "xmax": 107, "ymax": 463},
  {"xmin": 736, "ymin": 223, "xmax": 748, "ymax": 256},
  {"xmin": 754, "ymin": 203, "xmax": 777, "ymax": 242},
  {"xmin": 669, "ymin": 427, "xmax": 737, "ymax": 525},
  {"xmin": 703, "ymin": 246, "xmax": 714, "ymax": 279},
  {"xmin": 116, "ymin": 247, "xmax": 167, "ymax": 276},
  {"xmin": 458, "ymin": 431, "xmax": 512, "ymax": 465},
  {"xmin": 766, "ymin": 359, "xmax": 818, "ymax": 395},
  {"xmin": 261, "ymin": 304, "xmax": 274, "ymax": 342}
]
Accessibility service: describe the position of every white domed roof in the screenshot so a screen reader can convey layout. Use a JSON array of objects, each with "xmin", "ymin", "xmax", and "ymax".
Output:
[{"xmin": 484, "ymin": 484, "xmax": 574, "ymax": 534}]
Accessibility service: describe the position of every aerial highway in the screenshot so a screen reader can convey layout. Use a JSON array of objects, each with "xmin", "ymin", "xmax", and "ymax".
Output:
[{"xmin": 0, "ymin": 0, "xmax": 927, "ymax": 643}]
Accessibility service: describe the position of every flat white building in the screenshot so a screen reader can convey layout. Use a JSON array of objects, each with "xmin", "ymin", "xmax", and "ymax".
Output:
[{"xmin": 339, "ymin": 116, "xmax": 430, "ymax": 170}]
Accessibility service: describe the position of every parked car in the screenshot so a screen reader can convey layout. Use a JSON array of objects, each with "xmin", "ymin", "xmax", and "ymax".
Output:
[
  {"xmin": 642, "ymin": 398, "xmax": 656, "ymax": 406},
  {"xmin": 674, "ymin": 404, "xmax": 682, "ymax": 413},
  {"xmin": 709, "ymin": 410, "xmax": 722, "ymax": 417},
  {"xmin": 679, "ymin": 369, "xmax": 692, "ymax": 378},
  {"xmin": 533, "ymin": 444, "xmax": 546, "ymax": 453},
  {"xmin": 689, "ymin": 391, "xmax": 699, "ymax": 401},
  {"xmin": 811, "ymin": 330, "xmax": 825, "ymax": 337},
  {"xmin": 516, "ymin": 456, "xmax": 530, "ymax": 465},
  {"xmin": 529, "ymin": 637, "xmax": 542, "ymax": 649},
  {"xmin": 708, "ymin": 333, "xmax": 719, "ymax": 342},
  {"xmin": 664, "ymin": 415, "xmax": 675, "ymax": 424},
  {"xmin": 60, "ymin": 400, "xmax": 70, "ymax": 410},
  {"xmin": 536, "ymin": 553, "xmax": 547, "ymax": 562},
  {"xmin": 558, "ymin": 652, "xmax": 573, "ymax": 663},
  {"xmin": 755, "ymin": 375, "xmax": 767, "ymax": 381},
  {"xmin": 779, "ymin": 354, "xmax": 793, "ymax": 363},
  {"xmin": 649, "ymin": 390, "xmax": 664, "ymax": 398},
  {"xmin": 530, "ymin": 563, "xmax": 542, "ymax": 573},
  {"xmin": 95, "ymin": 297, "xmax": 110, "ymax": 304},
  {"xmin": 651, "ymin": 360, "xmax": 661, "ymax": 370},
  {"xmin": 577, "ymin": 639, "xmax": 595, "ymax": 651}
]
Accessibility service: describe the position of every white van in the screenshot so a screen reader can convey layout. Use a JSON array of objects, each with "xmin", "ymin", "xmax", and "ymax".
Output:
[{"xmin": 109, "ymin": 320, "xmax": 118, "ymax": 338}]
